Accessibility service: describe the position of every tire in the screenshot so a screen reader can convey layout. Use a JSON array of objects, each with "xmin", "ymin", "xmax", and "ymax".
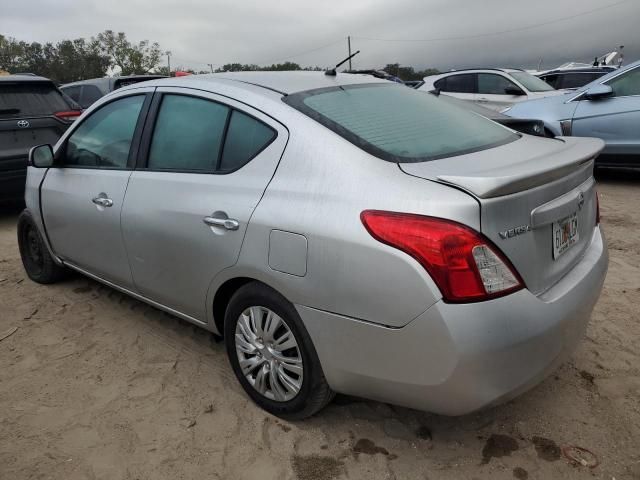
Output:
[
  {"xmin": 224, "ymin": 282, "xmax": 334, "ymax": 419},
  {"xmin": 17, "ymin": 211, "xmax": 67, "ymax": 284}
]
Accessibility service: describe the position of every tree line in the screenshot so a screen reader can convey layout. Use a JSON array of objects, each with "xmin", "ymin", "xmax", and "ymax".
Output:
[
  {"xmin": 1, "ymin": 31, "xmax": 439, "ymax": 84},
  {"xmin": 0, "ymin": 31, "xmax": 165, "ymax": 83}
]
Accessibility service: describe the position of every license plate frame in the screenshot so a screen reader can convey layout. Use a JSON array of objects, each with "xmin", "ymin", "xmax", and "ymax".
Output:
[{"xmin": 553, "ymin": 212, "xmax": 579, "ymax": 260}]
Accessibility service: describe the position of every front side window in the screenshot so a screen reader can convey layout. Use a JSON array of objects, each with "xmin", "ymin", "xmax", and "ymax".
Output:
[
  {"xmin": 284, "ymin": 84, "xmax": 518, "ymax": 163},
  {"xmin": 440, "ymin": 74, "xmax": 476, "ymax": 93},
  {"xmin": 64, "ymin": 95, "xmax": 145, "ymax": 168},
  {"xmin": 510, "ymin": 72, "xmax": 555, "ymax": 92},
  {"xmin": 477, "ymin": 74, "xmax": 518, "ymax": 95},
  {"xmin": 607, "ymin": 67, "xmax": 640, "ymax": 97},
  {"xmin": 148, "ymin": 95, "xmax": 229, "ymax": 171}
]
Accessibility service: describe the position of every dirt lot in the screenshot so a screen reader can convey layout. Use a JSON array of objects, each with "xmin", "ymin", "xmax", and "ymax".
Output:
[{"xmin": 1, "ymin": 170, "xmax": 639, "ymax": 480}]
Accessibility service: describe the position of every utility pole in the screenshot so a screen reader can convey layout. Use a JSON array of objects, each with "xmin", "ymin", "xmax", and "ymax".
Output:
[
  {"xmin": 167, "ymin": 51, "xmax": 172, "ymax": 76},
  {"xmin": 207, "ymin": 63, "xmax": 214, "ymax": 73},
  {"xmin": 347, "ymin": 36, "xmax": 352, "ymax": 70}
]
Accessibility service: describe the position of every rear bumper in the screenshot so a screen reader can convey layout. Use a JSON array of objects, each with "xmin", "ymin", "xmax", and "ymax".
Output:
[{"xmin": 298, "ymin": 226, "xmax": 608, "ymax": 415}]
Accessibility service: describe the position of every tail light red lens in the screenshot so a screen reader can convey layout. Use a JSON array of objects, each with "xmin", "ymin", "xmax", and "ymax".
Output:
[
  {"xmin": 54, "ymin": 110, "xmax": 81, "ymax": 122},
  {"xmin": 361, "ymin": 210, "xmax": 523, "ymax": 303}
]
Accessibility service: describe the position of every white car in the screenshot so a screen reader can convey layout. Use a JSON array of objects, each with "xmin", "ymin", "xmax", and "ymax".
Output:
[{"xmin": 418, "ymin": 68, "xmax": 566, "ymax": 111}]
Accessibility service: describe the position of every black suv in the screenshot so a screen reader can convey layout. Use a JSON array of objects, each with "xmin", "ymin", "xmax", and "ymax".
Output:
[
  {"xmin": 537, "ymin": 67, "xmax": 615, "ymax": 90},
  {"xmin": 0, "ymin": 75, "xmax": 81, "ymax": 203}
]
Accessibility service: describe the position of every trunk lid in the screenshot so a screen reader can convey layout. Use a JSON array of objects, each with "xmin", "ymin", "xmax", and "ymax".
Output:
[{"xmin": 399, "ymin": 135, "xmax": 604, "ymax": 295}]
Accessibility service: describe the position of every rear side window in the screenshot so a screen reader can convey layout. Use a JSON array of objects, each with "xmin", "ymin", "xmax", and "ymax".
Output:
[
  {"xmin": 0, "ymin": 82, "xmax": 70, "ymax": 118},
  {"xmin": 219, "ymin": 110, "xmax": 276, "ymax": 172},
  {"xmin": 61, "ymin": 86, "xmax": 81, "ymax": 103},
  {"xmin": 79, "ymin": 85, "xmax": 103, "ymax": 108},
  {"xmin": 148, "ymin": 95, "xmax": 229, "ymax": 171},
  {"xmin": 284, "ymin": 84, "xmax": 518, "ymax": 163},
  {"xmin": 477, "ymin": 74, "xmax": 516, "ymax": 95},
  {"xmin": 438, "ymin": 74, "xmax": 476, "ymax": 93},
  {"xmin": 65, "ymin": 95, "xmax": 145, "ymax": 168}
]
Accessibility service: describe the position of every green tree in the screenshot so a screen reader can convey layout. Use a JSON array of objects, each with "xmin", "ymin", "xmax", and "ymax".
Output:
[
  {"xmin": 97, "ymin": 30, "xmax": 165, "ymax": 75},
  {"xmin": 383, "ymin": 63, "xmax": 439, "ymax": 81}
]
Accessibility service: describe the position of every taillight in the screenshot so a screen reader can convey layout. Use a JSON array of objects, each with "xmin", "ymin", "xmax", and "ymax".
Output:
[
  {"xmin": 54, "ymin": 110, "xmax": 81, "ymax": 122},
  {"xmin": 361, "ymin": 210, "xmax": 523, "ymax": 303},
  {"xmin": 595, "ymin": 191, "xmax": 600, "ymax": 224}
]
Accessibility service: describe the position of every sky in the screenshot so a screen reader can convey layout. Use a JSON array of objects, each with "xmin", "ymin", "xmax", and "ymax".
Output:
[{"xmin": 2, "ymin": 0, "xmax": 639, "ymax": 73}]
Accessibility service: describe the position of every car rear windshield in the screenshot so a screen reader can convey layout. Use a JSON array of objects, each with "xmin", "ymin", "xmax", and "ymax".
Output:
[
  {"xmin": 0, "ymin": 82, "xmax": 71, "ymax": 118},
  {"xmin": 510, "ymin": 72, "xmax": 555, "ymax": 92},
  {"xmin": 283, "ymin": 84, "xmax": 519, "ymax": 163}
]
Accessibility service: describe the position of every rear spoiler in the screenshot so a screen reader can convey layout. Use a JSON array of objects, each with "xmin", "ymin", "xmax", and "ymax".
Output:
[{"xmin": 437, "ymin": 137, "xmax": 604, "ymax": 198}]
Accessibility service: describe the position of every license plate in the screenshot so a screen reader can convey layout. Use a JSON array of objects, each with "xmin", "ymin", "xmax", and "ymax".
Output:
[{"xmin": 553, "ymin": 213, "xmax": 579, "ymax": 259}]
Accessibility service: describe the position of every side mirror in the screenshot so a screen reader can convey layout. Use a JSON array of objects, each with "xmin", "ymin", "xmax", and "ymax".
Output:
[
  {"xmin": 504, "ymin": 86, "xmax": 525, "ymax": 96},
  {"xmin": 584, "ymin": 84, "xmax": 614, "ymax": 100},
  {"xmin": 28, "ymin": 144, "xmax": 54, "ymax": 168}
]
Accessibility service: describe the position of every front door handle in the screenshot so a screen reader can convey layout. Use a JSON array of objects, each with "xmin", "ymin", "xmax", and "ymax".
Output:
[
  {"xmin": 92, "ymin": 196, "xmax": 113, "ymax": 208},
  {"xmin": 477, "ymin": 97, "xmax": 489, "ymax": 103},
  {"xmin": 203, "ymin": 215, "xmax": 239, "ymax": 231}
]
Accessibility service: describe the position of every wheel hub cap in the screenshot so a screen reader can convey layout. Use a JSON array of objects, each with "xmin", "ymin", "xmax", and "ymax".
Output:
[{"xmin": 235, "ymin": 306, "xmax": 303, "ymax": 402}]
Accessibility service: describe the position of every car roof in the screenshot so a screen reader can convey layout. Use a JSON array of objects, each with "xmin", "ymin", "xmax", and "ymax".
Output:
[
  {"xmin": 435, "ymin": 68, "xmax": 524, "ymax": 75},
  {"xmin": 540, "ymin": 67, "xmax": 615, "ymax": 75},
  {"xmin": 137, "ymin": 71, "xmax": 391, "ymax": 96},
  {"xmin": 0, "ymin": 74, "xmax": 54, "ymax": 83}
]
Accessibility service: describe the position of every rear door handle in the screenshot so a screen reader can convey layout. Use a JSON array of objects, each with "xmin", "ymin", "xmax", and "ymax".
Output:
[
  {"xmin": 203, "ymin": 215, "xmax": 239, "ymax": 231},
  {"xmin": 92, "ymin": 196, "xmax": 113, "ymax": 208}
]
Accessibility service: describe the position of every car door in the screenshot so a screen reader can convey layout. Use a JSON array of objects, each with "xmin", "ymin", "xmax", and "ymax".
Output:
[
  {"xmin": 572, "ymin": 66, "xmax": 640, "ymax": 157},
  {"xmin": 121, "ymin": 87, "xmax": 288, "ymax": 321},
  {"xmin": 436, "ymin": 73, "xmax": 477, "ymax": 104},
  {"xmin": 476, "ymin": 73, "xmax": 523, "ymax": 111},
  {"xmin": 41, "ymin": 91, "xmax": 151, "ymax": 288}
]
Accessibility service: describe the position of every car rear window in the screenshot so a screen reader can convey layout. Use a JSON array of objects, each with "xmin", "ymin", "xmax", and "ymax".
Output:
[
  {"xmin": 0, "ymin": 82, "xmax": 71, "ymax": 118},
  {"xmin": 283, "ymin": 84, "xmax": 518, "ymax": 163}
]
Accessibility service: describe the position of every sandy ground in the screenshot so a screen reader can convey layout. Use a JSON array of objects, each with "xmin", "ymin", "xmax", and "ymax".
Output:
[{"xmin": 1, "ymin": 170, "xmax": 639, "ymax": 480}]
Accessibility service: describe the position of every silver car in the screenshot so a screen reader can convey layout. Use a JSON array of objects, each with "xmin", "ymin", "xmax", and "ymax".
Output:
[
  {"xmin": 19, "ymin": 72, "xmax": 608, "ymax": 419},
  {"xmin": 504, "ymin": 60, "xmax": 640, "ymax": 167}
]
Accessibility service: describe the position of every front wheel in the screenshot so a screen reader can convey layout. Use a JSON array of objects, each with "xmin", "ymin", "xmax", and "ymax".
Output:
[
  {"xmin": 224, "ymin": 282, "xmax": 334, "ymax": 419},
  {"xmin": 17, "ymin": 211, "xmax": 67, "ymax": 284}
]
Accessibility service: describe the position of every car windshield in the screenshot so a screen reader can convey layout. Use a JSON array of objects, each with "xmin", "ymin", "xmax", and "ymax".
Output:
[
  {"xmin": 283, "ymin": 84, "xmax": 518, "ymax": 163},
  {"xmin": 510, "ymin": 72, "xmax": 555, "ymax": 92}
]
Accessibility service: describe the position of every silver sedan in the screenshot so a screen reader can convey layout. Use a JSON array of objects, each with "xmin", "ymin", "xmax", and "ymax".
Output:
[{"xmin": 19, "ymin": 72, "xmax": 608, "ymax": 419}]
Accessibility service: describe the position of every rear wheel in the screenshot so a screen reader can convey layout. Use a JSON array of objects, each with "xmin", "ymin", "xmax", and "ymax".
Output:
[
  {"xmin": 224, "ymin": 282, "xmax": 334, "ymax": 419},
  {"xmin": 17, "ymin": 211, "xmax": 66, "ymax": 284}
]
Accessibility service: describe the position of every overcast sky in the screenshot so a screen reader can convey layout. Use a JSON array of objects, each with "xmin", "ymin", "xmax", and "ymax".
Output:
[{"xmin": 2, "ymin": 0, "xmax": 639, "ymax": 72}]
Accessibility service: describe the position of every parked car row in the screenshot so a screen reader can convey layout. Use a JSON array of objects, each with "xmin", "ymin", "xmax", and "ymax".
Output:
[
  {"xmin": 19, "ymin": 71, "xmax": 607, "ymax": 419},
  {"xmin": 504, "ymin": 60, "xmax": 640, "ymax": 168}
]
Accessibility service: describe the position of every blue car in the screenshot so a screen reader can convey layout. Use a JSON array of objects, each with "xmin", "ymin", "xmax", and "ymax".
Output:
[{"xmin": 504, "ymin": 60, "xmax": 640, "ymax": 167}]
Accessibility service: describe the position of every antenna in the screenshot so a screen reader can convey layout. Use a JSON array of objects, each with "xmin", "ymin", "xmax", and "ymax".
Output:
[{"xmin": 325, "ymin": 50, "xmax": 361, "ymax": 76}]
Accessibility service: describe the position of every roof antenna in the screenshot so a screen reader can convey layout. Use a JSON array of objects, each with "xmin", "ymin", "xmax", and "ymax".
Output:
[{"xmin": 325, "ymin": 50, "xmax": 360, "ymax": 76}]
